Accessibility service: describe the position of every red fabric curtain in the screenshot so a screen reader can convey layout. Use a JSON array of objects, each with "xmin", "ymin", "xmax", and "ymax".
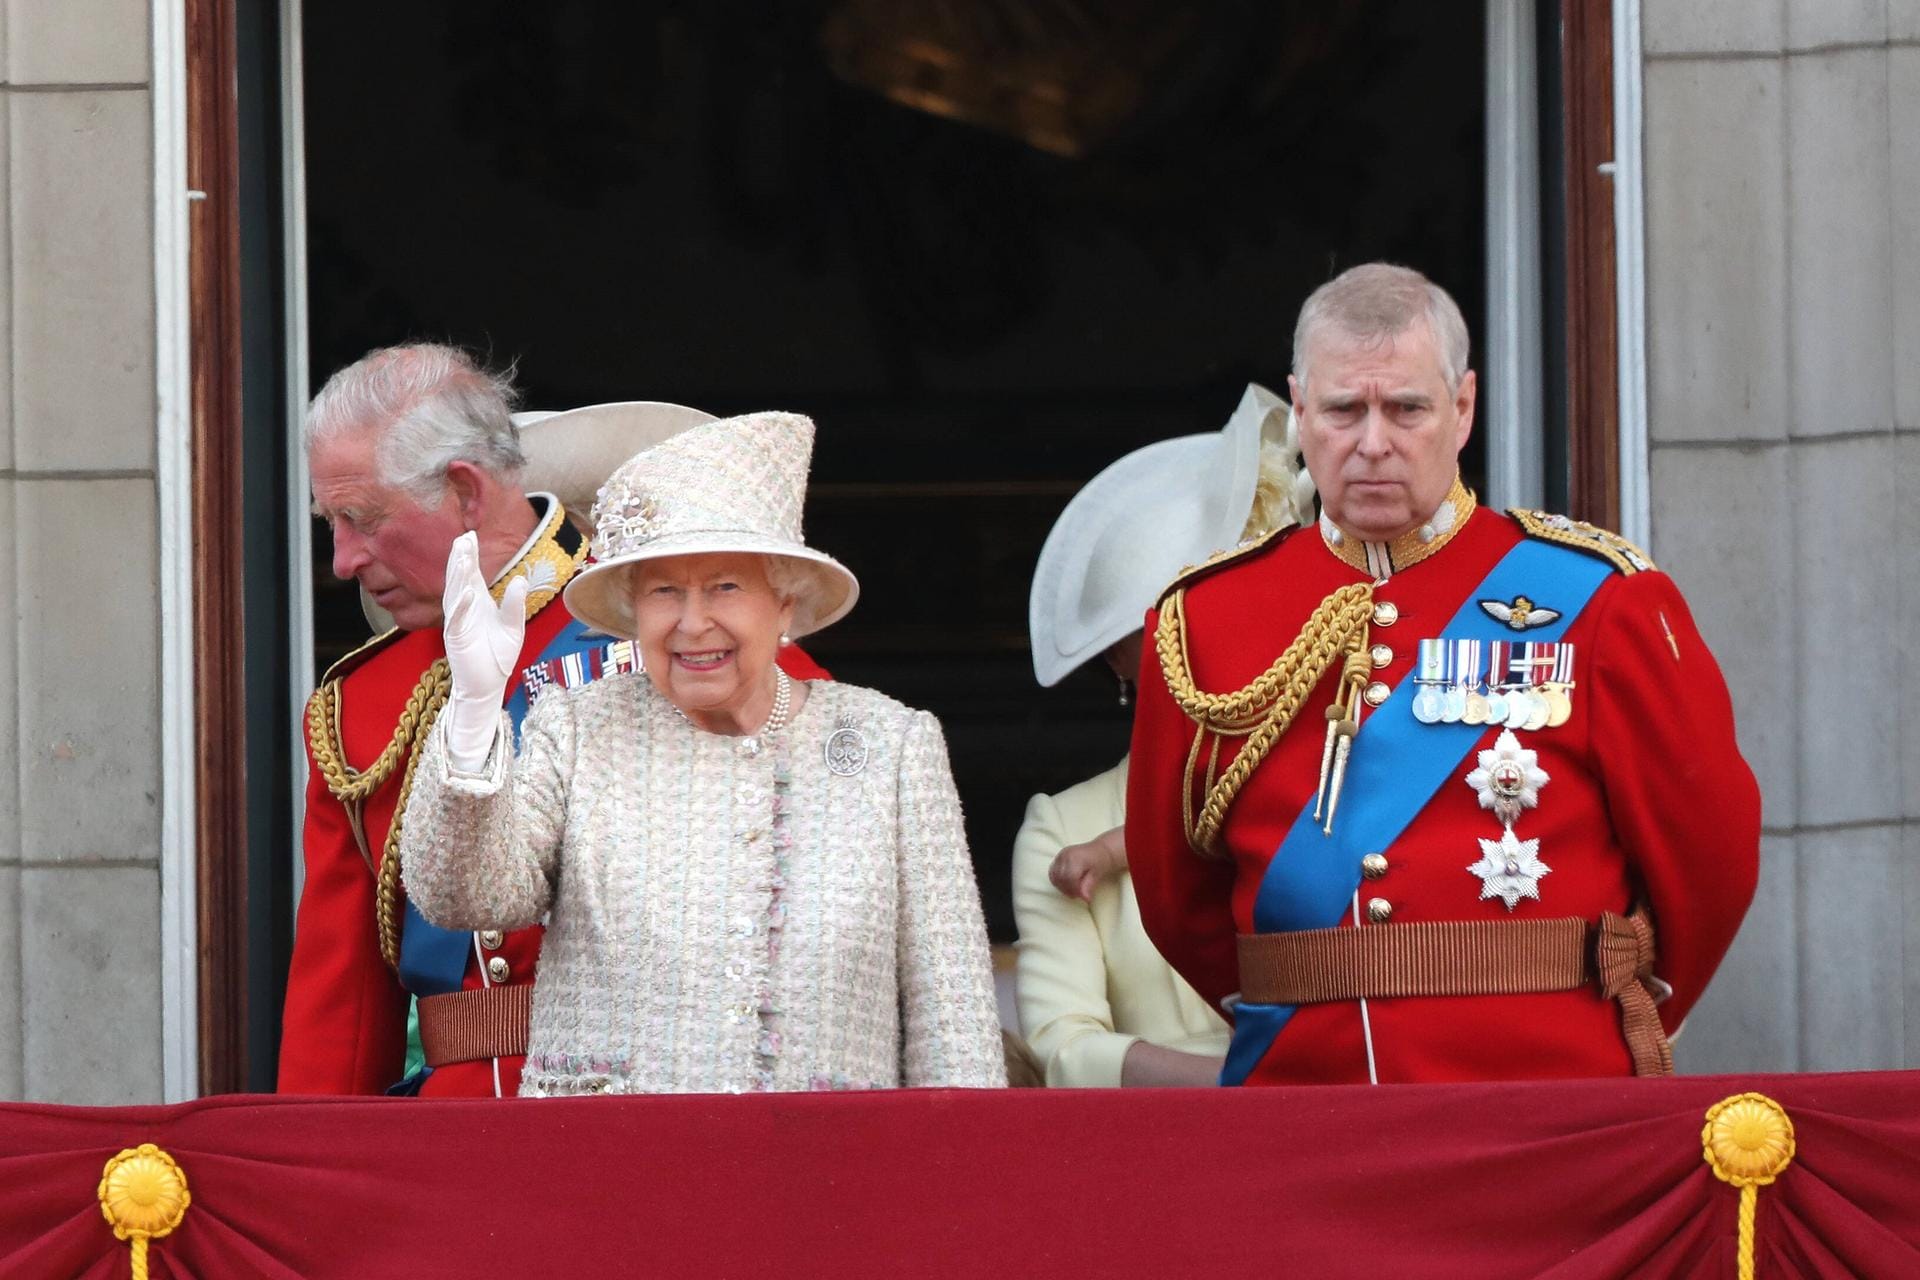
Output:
[{"xmin": 3, "ymin": 1071, "xmax": 1917, "ymax": 1278}]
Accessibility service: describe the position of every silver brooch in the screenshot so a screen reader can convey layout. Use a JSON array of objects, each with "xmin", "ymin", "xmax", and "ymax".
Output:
[
  {"xmin": 1467, "ymin": 828, "xmax": 1552, "ymax": 909},
  {"xmin": 1464, "ymin": 729, "xmax": 1549, "ymax": 826},
  {"xmin": 1464, "ymin": 729, "xmax": 1552, "ymax": 910},
  {"xmin": 824, "ymin": 715, "xmax": 868, "ymax": 776}
]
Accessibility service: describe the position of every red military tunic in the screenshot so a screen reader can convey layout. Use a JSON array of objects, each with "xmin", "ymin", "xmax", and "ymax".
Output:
[
  {"xmin": 280, "ymin": 503, "xmax": 832, "ymax": 1097},
  {"xmin": 280, "ymin": 614, "xmax": 564, "ymax": 1098},
  {"xmin": 1126, "ymin": 497, "xmax": 1760, "ymax": 1085}
]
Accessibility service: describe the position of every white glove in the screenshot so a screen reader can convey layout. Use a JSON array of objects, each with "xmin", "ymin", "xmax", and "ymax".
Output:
[{"xmin": 440, "ymin": 530, "xmax": 529, "ymax": 772}]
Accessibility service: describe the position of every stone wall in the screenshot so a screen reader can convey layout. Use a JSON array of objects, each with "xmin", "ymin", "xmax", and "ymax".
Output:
[
  {"xmin": 1, "ymin": 0, "xmax": 1912, "ymax": 1100},
  {"xmin": 1642, "ymin": 0, "xmax": 1919, "ymax": 1072},
  {"xmin": 0, "ymin": 0, "xmax": 164, "ymax": 1103}
]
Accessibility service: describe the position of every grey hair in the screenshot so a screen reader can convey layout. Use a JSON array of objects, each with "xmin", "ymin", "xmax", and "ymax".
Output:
[
  {"xmin": 764, "ymin": 555, "xmax": 832, "ymax": 635},
  {"xmin": 304, "ymin": 343, "xmax": 526, "ymax": 503},
  {"xmin": 762, "ymin": 554, "xmax": 811, "ymax": 604},
  {"xmin": 1291, "ymin": 263, "xmax": 1470, "ymax": 394}
]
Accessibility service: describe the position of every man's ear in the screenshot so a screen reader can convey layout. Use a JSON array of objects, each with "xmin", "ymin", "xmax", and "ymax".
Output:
[
  {"xmin": 444, "ymin": 459, "xmax": 487, "ymax": 530},
  {"xmin": 1452, "ymin": 369, "xmax": 1477, "ymax": 451}
]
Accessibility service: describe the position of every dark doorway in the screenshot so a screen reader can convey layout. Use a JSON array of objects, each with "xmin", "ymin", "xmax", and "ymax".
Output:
[{"xmin": 302, "ymin": 1, "xmax": 1486, "ymax": 938}]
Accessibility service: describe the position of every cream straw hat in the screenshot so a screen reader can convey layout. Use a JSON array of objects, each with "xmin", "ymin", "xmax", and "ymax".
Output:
[
  {"xmin": 563, "ymin": 410, "xmax": 859, "ymax": 640},
  {"xmin": 517, "ymin": 400, "xmax": 718, "ymax": 534},
  {"xmin": 1028, "ymin": 383, "xmax": 1297, "ymax": 686}
]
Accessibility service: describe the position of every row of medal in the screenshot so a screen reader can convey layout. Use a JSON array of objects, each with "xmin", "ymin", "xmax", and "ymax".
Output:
[
  {"xmin": 522, "ymin": 639, "xmax": 643, "ymax": 704},
  {"xmin": 1411, "ymin": 639, "xmax": 1576, "ymax": 729}
]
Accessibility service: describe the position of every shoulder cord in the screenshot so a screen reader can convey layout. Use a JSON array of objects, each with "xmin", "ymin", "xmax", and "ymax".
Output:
[
  {"xmin": 307, "ymin": 663, "xmax": 451, "ymax": 803},
  {"xmin": 306, "ymin": 660, "xmax": 452, "ymax": 970},
  {"xmin": 1154, "ymin": 582, "xmax": 1374, "ymax": 857}
]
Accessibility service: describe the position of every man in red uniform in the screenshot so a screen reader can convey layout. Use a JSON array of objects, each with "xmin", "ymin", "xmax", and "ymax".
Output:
[
  {"xmin": 280, "ymin": 346, "xmax": 827, "ymax": 1096},
  {"xmin": 1127, "ymin": 264, "xmax": 1759, "ymax": 1085}
]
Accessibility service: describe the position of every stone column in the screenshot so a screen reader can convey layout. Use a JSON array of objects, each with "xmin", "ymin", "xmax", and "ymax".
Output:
[
  {"xmin": 0, "ymin": 0, "xmax": 165, "ymax": 1103},
  {"xmin": 1642, "ymin": 0, "xmax": 1919, "ymax": 1072}
]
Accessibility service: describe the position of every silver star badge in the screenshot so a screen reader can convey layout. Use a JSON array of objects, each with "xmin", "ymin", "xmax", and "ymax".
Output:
[
  {"xmin": 1468, "ymin": 827, "xmax": 1552, "ymax": 909},
  {"xmin": 1464, "ymin": 729, "xmax": 1549, "ymax": 827}
]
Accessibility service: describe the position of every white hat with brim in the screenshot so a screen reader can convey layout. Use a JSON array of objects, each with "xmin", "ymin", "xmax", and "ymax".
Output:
[
  {"xmin": 562, "ymin": 410, "xmax": 860, "ymax": 641},
  {"xmin": 357, "ymin": 400, "xmax": 718, "ymax": 633},
  {"xmin": 1028, "ymin": 383, "xmax": 1285, "ymax": 686},
  {"xmin": 516, "ymin": 401, "xmax": 717, "ymax": 529}
]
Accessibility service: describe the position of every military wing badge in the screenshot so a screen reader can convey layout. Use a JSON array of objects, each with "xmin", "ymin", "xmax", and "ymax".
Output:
[{"xmin": 1480, "ymin": 595, "xmax": 1561, "ymax": 631}]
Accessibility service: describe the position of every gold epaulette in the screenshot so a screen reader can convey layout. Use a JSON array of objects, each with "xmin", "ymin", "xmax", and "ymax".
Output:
[
  {"xmin": 1509, "ymin": 509, "xmax": 1655, "ymax": 575},
  {"xmin": 1154, "ymin": 522, "xmax": 1298, "ymax": 606},
  {"xmin": 320, "ymin": 625, "xmax": 405, "ymax": 686}
]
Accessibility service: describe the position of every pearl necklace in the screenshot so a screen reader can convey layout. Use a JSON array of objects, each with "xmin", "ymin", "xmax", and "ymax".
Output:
[
  {"xmin": 752, "ymin": 668, "xmax": 795, "ymax": 746},
  {"xmin": 676, "ymin": 667, "xmax": 793, "ymax": 757}
]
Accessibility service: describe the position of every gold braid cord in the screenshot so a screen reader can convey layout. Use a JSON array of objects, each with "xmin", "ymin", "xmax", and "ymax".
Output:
[
  {"xmin": 374, "ymin": 668, "xmax": 449, "ymax": 969},
  {"xmin": 1156, "ymin": 581, "xmax": 1375, "ymax": 855},
  {"xmin": 307, "ymin": 663, "xmax": 451, "ymax": 804},
  {"xmin": 306, "ymin": 660, "xmax": 452, "ymax": 970}
]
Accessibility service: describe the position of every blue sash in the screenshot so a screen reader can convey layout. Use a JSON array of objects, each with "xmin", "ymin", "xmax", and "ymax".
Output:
[
  {"xmin": 1220, "ymin": 540, "xmax": 1613, "ymax": 1085},
  {"xmin": 396, "ymin": 617, "xmax": 597, "ymax": 999}
]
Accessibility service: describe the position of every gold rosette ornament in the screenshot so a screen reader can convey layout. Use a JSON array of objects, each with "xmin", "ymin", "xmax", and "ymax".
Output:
[
  {"xmin": 1702, "ymin": 1093, "xmax": 1796, "ymax": 1280},
  {"xmin": 98, "ymin": 1143, "xmax": 191, "ymax": 1280}
]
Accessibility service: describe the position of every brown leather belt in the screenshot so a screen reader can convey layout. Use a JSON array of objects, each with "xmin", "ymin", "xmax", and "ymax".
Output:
[
  {"xmin": 1236, "ymin": 908, "xmax": 1673, "ymax": 1076},
  {"xmin": 417, "ymin": 986, "xmax": 532, "ymax": 1067}
]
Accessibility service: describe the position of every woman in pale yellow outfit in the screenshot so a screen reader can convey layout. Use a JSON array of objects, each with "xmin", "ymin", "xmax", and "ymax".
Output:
[{"xmin": 1014, "ymin": 385, "xmax": 1314, "ymax": 1087}]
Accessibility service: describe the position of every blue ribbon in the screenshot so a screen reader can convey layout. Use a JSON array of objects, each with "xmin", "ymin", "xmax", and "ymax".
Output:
[{"xmin": 1220, "ymin": 539, "xmax": 1613, "ymax": 1085}]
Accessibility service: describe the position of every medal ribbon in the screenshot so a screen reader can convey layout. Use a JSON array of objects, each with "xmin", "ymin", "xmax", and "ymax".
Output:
[{"xmin": 1220, "ymin": 539, "xmax": 1614, "ymax": 1085}]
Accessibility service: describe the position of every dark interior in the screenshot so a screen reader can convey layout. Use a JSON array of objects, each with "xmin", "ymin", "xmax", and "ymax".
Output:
[{"xmin": 303, "ymin": 0, "xmax": 1487, "ymax": 939}]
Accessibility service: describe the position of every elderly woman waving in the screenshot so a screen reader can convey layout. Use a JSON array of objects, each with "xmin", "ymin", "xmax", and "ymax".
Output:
[{"xmin": 400, "ymin": 412, "xmax": 1006, "ymax": 1095}]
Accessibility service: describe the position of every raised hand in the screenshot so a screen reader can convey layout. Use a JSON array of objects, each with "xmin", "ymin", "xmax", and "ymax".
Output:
[{"xmin": 439, "ymin": 531, "xmax": 529, "ymax": 770}]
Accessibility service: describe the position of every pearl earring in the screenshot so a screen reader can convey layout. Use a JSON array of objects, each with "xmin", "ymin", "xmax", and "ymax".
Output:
[{"xmin": 779, "ymin": 632, "xmax": 791, "ymax": 646}]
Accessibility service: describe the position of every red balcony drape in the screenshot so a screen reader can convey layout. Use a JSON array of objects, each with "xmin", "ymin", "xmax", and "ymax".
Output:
[{"xmin": 3, "ymin": 1071, "xmax": 1917, "ymax": 1278}]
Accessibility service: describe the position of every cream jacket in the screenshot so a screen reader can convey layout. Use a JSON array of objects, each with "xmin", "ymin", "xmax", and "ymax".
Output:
[
  {"xmin": 1012, "ymin": 758, "xmax": 1230, "ymax": 1087},
  {"xmin": 401, "ymin": 674, "xmax": 1006, "ymax": 1096}
]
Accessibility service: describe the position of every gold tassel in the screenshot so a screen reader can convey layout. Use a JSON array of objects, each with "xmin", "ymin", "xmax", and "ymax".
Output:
[
  {"xmin": 1702, "ymin": 1093, "xmax": 1796, "ymax": 1280},
  {"xmin": 99, "ymin": 1144, "xmax": 191, "ymax": 1280}
]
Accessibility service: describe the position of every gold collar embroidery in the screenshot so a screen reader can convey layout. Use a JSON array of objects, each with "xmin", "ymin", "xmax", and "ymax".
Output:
[
  {"xmin": 490, "ymin": 495, "xmax": 588, "ymax": 617},
  {"xmin": 1318, "ymin": 476, "xmax": 1476, "ymax": 579}
]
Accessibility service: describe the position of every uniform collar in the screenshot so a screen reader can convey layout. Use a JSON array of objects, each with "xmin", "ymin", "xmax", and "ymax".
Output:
[
  {"xmin": 488, "ymin": 492, "xmax": 588, "ymax": 617},
  {"xmin": 1317, "ymin": 476, "xmax": 1476, "ymax": 580}
]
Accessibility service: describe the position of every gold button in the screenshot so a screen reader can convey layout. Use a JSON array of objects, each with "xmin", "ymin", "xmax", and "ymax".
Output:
[
  {"xmin": 1363, "ymin": 681, "xmax": 1391, "ymax": 707},
  {"xmin": 1366, "ymin": 897, "xmax": 1393, "ymax": 924},
  {"xmin": 478, "ymin": 930, "xmax": 503, "ymax": 951},
  {"xmin": 486, "ymin": 956, "xmax": 510, "ymax": 983},
  {"xmin": 1373, "ymin": 601, "xmax": 1399, "ymax": 626},
  {"xmin": 1369, "ymin": 644, "xmax": 1393, "ymax": 669},
  {"xmin": 1360, "ymin": 853, "xmax": 1389, "ymax": 880}
]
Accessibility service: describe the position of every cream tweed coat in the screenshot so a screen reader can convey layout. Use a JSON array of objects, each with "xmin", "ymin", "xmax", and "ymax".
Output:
[{"xmin": 401, "ymin": 674, "xmax": 1006, "ymax": 1096}]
